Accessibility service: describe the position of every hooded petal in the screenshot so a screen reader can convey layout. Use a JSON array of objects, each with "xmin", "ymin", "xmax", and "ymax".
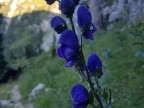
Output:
[
  {"xmin": 65, "ymin": 60, "xmax": 77, "ymax": 67},
  {"xmin": 83, "ymin": 24, "xmax": 96, "ymax": 40},
  {"xmin": 57, "ymin": 45, "xmax": 79, "ymax": 67},
  {"xmin": 83, "ymin": 30, "xmax": 94, "ymax": 40},
  {"xmin": 58, "ymin": 30, "xmax": 79, "ymax": 50},
  {"xmin": 45, "ymin": 0, "xmax": 56, "ymax": 5},
  {"xmin": 59, "ymin": 0, "xmax": 75, "ymax": 18},
  {"xmin": 51, "ymin": 16, "xmax": 67, "ymax": 34},
  {"xmin": 77, "ymin": 6, "xmax": 92, "ymax": 28},
  {"xmin": 71, "ymin": 84, "xmax": 89, "ymax": 105},
  {"xmin": 87, "ymin": 53, "xmax": 103, "ymax": 78},
  {"xmin": 87, "ymin": 53, "xmax": 102, "ymax": 72},
  {"xmin": 57, "ymin": 46, "xmax": 65, "ymax": 58},
  {"xmin": 59, "ymin": 45, "xmax": 78, "ymax": 60}
]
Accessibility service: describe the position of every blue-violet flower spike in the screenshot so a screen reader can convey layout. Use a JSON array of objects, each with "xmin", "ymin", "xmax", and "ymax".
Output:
[
  {"xmin": 51, "ymin": 16, "xmax": 67, "ymax": 34},
  {"xmin": 45, "ymin": 0, "xmax": 56, "ymax": 5},
  {"xmin": 87, "ymin": 53, "xmax": 103, "ymax": 78},
  {"xmin": 71, "ymin": 84, "xmax": 89, "ymax": 106},
  {"xmin": 58, "ymin": 30, "xmax": 80, "ymax": 51},
  {"xmin": 59, "ymin": 0, "xmax": 75, "ymax": 18},
  {"xmin": 77, "ymin": 6, "xmax": 96, "ymax": 40}
]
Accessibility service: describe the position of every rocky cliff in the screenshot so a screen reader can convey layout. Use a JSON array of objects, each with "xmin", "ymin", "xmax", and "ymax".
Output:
[{"xmin": 81, "ymin": 0, "xmax": 144, "ymax": 29}]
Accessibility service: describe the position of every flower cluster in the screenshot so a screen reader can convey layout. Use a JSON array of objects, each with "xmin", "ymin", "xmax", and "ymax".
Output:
[
  {"xmin": 50, "ymin": 1, "xmax": 98, "ymax": 68},
  {"xmin": 45, "ymin": 0, "xmax": 110, "ymax": 108}
]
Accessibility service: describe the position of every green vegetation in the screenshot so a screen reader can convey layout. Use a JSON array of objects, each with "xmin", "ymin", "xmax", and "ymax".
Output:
[
  {"xmin": 3, "ymin": 11, "xmax": 50, "ymax": 61},
  {"xmin": 0, "ymin": 20, "xmax": 144, "ymax": 108},
  {"xmin": 0, "ymin": 14, "xmax": 8, "ymax": 80}
]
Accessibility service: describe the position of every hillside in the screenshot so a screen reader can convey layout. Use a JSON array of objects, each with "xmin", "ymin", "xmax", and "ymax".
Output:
[
  {"xmin": 0, "ymin": 0, "xmax": 144, "ymax": 108},
  {"xmin": 0, "ymin": 21, "xmax": 144, "ymax": 108}
]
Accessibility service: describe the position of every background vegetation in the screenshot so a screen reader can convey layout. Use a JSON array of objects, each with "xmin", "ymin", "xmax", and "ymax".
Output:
[
  {"xmin": 0, "ymin": 0, "xmax": 144, "ymax": 108},
  {"xmin": 0, "ymin": 20, "xmax": 144, "ymax": 108}
]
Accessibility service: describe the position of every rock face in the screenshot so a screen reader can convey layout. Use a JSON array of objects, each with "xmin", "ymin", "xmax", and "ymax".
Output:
[
  {"xmin": 0, "ymin": 85, "xmax": 34, "ymax": 108},
  {"xmin": 81, "ymin": 0, "xmax": 144, "ymax": 29},
  {"xmin": 29, "ymin": 83, "xmax": 45, "ymax": 99}
]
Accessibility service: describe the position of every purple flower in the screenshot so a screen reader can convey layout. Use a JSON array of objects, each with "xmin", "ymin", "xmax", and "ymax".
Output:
[
  {"xmin": 71, "ymin": 84, "xmax": 89, "ymax": 107},
  {"xmin": 57, "ymin": 45, "xmax": 78, "ymax": 67},
  {"xmin": 45, "ymin": 0, "xmax": 56, "ymax": 5},
  {"xmin": 51, "ymin": 16, "xmax": 67, "ymax": 34},
  {"xmin": 87, "ymin": 53, "xmax": 103, "ymax": 78},
  {"xmin": 57, "ymin": 30, "xmax": 80, "ymax": 67},
  {"xmin": 77, "ymin": 6, "xmax": 96, "ymax": 40},
  {"xmin": 59, "ymin": 0, "xmax": 75, "ymax": 18}
]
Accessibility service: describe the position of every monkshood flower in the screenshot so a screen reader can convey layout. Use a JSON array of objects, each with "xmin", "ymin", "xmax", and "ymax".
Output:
[
  {"xmin": 77, "ymin": 6, "xmax": 96, "ymax": 40},
  {"xmin": 71, "ymin": 84, "xmax": 89, "ymax": 108},
  {"xmin": 51, "ymin": 16, "xmax": 67, "ymax": 34},
  {"xmin": 59, "ymin": 0, "xmax": 75, "ymax": 18},
  {"xmin": 45, "ymin": 0, "xmax": 56, "ymax": 5},
  {"xmin": 87, "ymin": 53, "xmax": 103, "ymax": 78},
  {"xmin": 57, "ymin": 30, "xmax": 80, "ymax": 67}
]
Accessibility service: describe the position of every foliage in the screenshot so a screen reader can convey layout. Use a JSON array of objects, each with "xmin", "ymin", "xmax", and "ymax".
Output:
[
  {"xmin": 0, "ymin": 14, "xmax": 8, "ymax": 79},
  {"xmin": 3, "ymin": 11, "xmax": 49, "ymax": 61},
  {"xmin": 0, "ymin": 10, "xmax": 144, "ymax": 108},
  {"xmin": 50, "ymin": 1, "xmax": 109, "ymax": 107},
  {"xmin": 19, "ymin": 21, "xmax": 143, "ymax": 108}
]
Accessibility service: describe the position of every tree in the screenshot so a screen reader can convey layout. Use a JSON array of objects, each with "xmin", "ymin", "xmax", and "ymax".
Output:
[{"xmin": 0, "ymin": 14, "xmax": 8, "ymax": 79}]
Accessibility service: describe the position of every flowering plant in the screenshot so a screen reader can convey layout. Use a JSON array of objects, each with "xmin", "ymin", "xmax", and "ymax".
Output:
[{"xmin": 45, "ymin": 0, "xmax": 112, "ymax": 108}]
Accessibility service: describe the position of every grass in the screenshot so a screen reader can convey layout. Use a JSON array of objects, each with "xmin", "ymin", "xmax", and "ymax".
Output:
[{"xmin": 0, "ymin": 21, "xmax": 144, "ymax": 108}]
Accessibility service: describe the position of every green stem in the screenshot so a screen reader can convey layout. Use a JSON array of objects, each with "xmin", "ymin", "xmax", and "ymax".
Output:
[
  {"xmin": 81, "ymin": 50, "xmax": 104, "ymax": 108},
  {"xmin": 95, "ymin": 77, "xmax": 105, "ymax": 107},
  {"xmin": 69, "ymin": 17, "xmax": 87, "ymax": 80},
  {"xmin": 75, "ymin": 67, "xmax": 87, "ymax": 80},
  {"xmin": 69, "ymin": 17, "xmax": 76, "ymax": 33}
]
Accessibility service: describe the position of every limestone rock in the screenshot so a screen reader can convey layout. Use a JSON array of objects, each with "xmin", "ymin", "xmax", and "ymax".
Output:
[{"xmin": 29, "ymin": 83, "xmax": 45, "ymax": 98}]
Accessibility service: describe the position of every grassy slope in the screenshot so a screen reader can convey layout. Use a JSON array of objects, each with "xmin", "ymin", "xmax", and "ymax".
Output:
[
  {"xmin": 0, "ymin": 0, "xmax": 60, "ymax": 17},
  {"xmin": 0, "ymin": 22, "xmax": 144, "ymax": 108}
]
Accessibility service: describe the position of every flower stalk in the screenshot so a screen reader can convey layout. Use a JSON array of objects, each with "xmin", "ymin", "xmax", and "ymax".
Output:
[
  {"xmin": 47, "ymin": 0, "xmax": 112, "ymax": 107},
  {"xmin": 69, "ymin": 17, "xmax": 76, "ymax": 33},
  {"xmin": 69, "ymin": 17, "xmax": 104, "ymax": 108}
]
